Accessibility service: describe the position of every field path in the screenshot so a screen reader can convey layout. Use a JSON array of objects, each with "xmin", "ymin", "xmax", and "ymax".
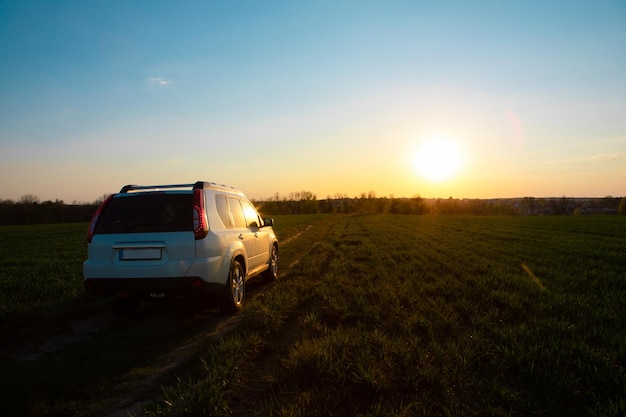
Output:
[{"xmin": 99, "ymin": 216, "xmax": 340, "ymax": 417}]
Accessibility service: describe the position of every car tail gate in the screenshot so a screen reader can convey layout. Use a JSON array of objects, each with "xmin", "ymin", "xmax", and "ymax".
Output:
[
  {"xmin": 85, "ymin": 232, "xmax": 196, "ymax": 278},
  {"xmin": 84, "ymin": 191, "xmax": 199, "ymax": 274}
]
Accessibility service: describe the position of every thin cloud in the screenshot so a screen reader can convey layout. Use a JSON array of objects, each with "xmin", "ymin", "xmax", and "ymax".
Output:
[
  {"xmin": 146, "ymin": 77, "xmax": 173, "ymax": 86},
  {"xmin": 545, "ymin": 152, "xmax": 626, "ymax": 165},
  {"xmin": 587, "ymin": 153, "xmax": 626, "ymax": 161},
  {"xmin": 541, "ymin": 135, "xmax": 626, "ymax": 165}
]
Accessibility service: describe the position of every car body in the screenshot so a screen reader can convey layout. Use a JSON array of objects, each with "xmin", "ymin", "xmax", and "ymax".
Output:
[{"xmin": 82, "ymin": 181, "xmax": 278, "ymax": 312}]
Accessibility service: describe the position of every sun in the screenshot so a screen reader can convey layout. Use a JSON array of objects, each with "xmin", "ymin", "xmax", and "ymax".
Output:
[{"xmin": 413, "ymin": 137, "xmax": 464, "ymax": 182}]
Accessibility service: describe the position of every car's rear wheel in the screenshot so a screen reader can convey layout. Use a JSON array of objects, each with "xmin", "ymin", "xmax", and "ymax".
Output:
[
  {"xmin": 221, "ymin": 259, "xmax": 245, "ymax": 313},
  {"xmin": 262, "ymin": 245, "xmax": 278, "ymax": 281}
]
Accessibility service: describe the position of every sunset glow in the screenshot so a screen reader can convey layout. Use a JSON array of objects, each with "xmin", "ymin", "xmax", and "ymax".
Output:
[{"xmin": 0, "ymin": 2, "xmax": 624, "ymax": 202}]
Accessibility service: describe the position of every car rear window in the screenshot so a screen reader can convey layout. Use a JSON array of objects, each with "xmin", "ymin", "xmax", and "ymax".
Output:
[{"xmin": 94, "ymin": 193, "xmax": 193, "ymax": 234}]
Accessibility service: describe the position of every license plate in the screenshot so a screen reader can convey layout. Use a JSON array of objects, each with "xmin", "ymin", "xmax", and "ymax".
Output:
[{"xmin": 119, "ymin": 248, "xmax": 162, "ymax": 260}]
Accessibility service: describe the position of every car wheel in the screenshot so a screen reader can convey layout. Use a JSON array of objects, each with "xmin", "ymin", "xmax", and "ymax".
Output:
[
  {"xmin": 222, "ymin": 259, "xmax": 245, "ymax": 313},
  {"xmin": 263, "ymin": 245, "xmax": 278, "ymax": 281}
]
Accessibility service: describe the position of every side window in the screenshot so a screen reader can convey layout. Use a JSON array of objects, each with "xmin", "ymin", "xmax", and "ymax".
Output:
[
  {"xmin": 228, "ymin": 197, "xmax": 246, "ymax": 228},
  {"xmin": 241, "ymin": 200, "xmax": 261, "ymax": 228},
  {"xmin": 215, "ymin": 195, "xmax": 231, "ymax": 228}
]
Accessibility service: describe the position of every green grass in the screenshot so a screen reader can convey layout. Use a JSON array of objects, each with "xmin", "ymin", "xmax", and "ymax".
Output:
[
  {"xmin": 0, "ymin": 223, "xmax": 91, "ymax": 347},
  {"xmin": 138, "ymin": 215, "xmax": 626, "ymax": 417},
  {"xmin": 0, "ymin": 215, "xmax": 326, "ymax": 416},
  {"xmin": 1, "ymin": 215, "xmax": 625, "ymax": 416},
  {"xmin": 268, "ymin": 213, "xmax": 328, "ymax": 239},
  {"xmin": 0, "ymin": 223, "xmax": 87, "ymax": 315}
]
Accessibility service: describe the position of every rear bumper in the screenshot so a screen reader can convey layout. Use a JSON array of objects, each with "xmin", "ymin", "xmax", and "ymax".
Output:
[{"xmin": 84, "ymin": 277, "xmax": 224, "ymax": 298}]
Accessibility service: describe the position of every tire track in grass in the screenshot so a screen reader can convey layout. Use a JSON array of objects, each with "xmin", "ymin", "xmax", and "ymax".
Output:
[
  {"xmin": 3, "ymin": 216, "xmax": 334, "ymax": 417},
  {"xmin": 8, "ymin": 310, "xmax": 119, "ymax": 362},
  {"xmin": 5, "ymin": 222, "xmax": 320, "ymax": 365},
  {"xmin": 103, "ymin": 313, "xmax": 242, "ymax": 417},
  {"xmin": 102, "ymin": 217, "xmax": 342, "ymax": 417},
  {"xmin": 226, "ymin": 216, "xmax": 348, "ymax": 417}
]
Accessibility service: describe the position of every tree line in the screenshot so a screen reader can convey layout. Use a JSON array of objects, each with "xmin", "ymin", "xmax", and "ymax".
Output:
[
  {"xmin": 0, "ymin": 192, "xmax": 624, "ymax": 225},
  {"xmin": 0, "ymin": 195, "xmax": 99, "ymax": 225},
  {"xmin": 256, "ymin": 192, "xmax": 626, "ymax": 216}
]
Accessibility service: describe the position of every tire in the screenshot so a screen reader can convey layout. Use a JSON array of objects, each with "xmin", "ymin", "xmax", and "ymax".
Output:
[
  {"xmin": 262, "ymin": 245, "xmax": 278, "ymax": 282},
  {"xmin": 221, "ymin": 259, "xmax": 245, "ymax": 313}
]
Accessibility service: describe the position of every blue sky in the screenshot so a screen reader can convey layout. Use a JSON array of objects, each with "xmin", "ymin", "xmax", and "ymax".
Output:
[{"xmin": 1, "ymin": 0, "xmax": 625, "ymax": 202}]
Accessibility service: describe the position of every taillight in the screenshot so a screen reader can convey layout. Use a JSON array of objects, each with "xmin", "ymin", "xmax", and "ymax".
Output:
[
  {"xmin": 193, "ymin": 189, "xmax": 208, "ymax": 239},
  {"xmin": 87, "ymin": 194, "xmax": 114, "ymax": 243}
]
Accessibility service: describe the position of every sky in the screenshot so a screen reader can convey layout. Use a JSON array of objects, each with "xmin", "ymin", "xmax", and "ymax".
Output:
[{"xmin": 1, "ymin": 0, "xmax": 625, "ymax": 203}]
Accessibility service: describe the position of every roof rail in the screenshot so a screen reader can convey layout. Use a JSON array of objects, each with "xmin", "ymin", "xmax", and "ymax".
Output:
[
  {"xmin": 118, "ymin": 182, "xmax": 244, "ymax": 195},
  {"xmin": 192, "ymin": 181, "xmax": 241, "ymax": 192},
  {"xmin": 119, "ymin": 183, "xmax": 195, "ymax": 193}
]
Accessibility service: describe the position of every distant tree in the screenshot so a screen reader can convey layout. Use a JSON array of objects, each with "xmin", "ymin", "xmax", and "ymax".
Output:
[
  {"xmin": 432, "ymin": 197, "xmax": 460, "ymax": 215},
  {"xmin": 355, "ymin": 191, "xmax": 382, "ymax": 214},
  {"xmin": 549, "ymin": 196, "xmax": 572, "ymax": 215},
  {"xmin": 93, "ymin": 193, "xmax": 113, "ymax": 205},
  {"xmin": 258, "ymin": 190, "xmax": 319, "ymax": 214},
  {"xmin": 19, "ymin": 194, "xmax": 40, "ymax": 205},
  {"xmin": 521, "ymin": 197, "xmax": 536, "ymax": 215},
  {"xmin": 388, "ymin": 196, "xmax": 426, "ymax": 214},
  {"xmin": 389, "ymin": 198, "xmax": 412, "ymax": 214},
  {"xmin": 319, "ymin": 197, "xmax": 335, "ymax": 213},
  {"xmin": 619, "ymin": 197, "xmax": 626, "ymax": 215},
  {"xmin": 291, "ymin": 190, "xmax": 318, "ymax": 214}
]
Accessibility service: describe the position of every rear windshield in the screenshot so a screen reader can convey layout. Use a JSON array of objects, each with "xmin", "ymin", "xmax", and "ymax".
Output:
[{"xmin": 94, "ymin": 193, "xmax": 193, "ymax": 234}]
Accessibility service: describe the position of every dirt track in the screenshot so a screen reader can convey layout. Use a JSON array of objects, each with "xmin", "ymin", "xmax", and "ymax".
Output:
[{"xmin": 3, "ymin": 225, "xmax": 314, "ymax": 417}]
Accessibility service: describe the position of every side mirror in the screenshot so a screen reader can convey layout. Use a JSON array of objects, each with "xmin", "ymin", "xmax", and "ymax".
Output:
[{"xmin": 263, "ymin": 218, "xmax": 274, "ymax": 227}]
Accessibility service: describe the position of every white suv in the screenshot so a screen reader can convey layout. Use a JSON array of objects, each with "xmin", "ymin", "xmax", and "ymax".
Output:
[{"xmin": 83, "ymin": 181, "xmax": 278, "ymax": 312}]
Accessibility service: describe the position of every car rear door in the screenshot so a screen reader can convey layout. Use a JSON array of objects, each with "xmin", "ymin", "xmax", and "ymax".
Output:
[
  {"xmin": 84, "ymin": 193, "xmax": 196, "ymax": 279},
  {"xmin": 241, "ymin": 199, "xmax": 270, "ymax": 269},
  {"xmin": 228, "ymin": 197, "xmax": 260, "ymax": 271}
]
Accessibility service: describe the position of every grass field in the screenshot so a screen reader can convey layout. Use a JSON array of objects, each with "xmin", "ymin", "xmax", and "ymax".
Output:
[
  {"xmin": 0, "ymin": 223, "xmax": 89, "ymax": 344},
  {"xmin": 1, "ymin": 215, "xmax": 625, "ymax": 416}
]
